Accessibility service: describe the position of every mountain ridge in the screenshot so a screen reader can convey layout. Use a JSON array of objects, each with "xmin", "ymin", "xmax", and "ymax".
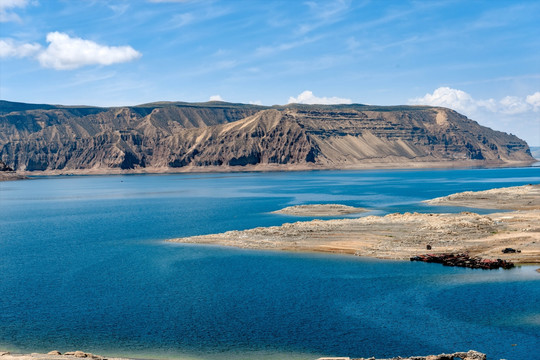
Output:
[{"xmin": 0, "ymin": 100, "xmax": 534, "ymax": 173}]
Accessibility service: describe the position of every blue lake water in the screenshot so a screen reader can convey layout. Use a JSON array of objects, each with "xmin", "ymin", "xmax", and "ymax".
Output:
[{"xmin": 1, "ymin": 168, "xmax": 539, "ymax": 360}]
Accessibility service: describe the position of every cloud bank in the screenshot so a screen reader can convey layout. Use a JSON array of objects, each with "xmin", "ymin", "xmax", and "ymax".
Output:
[
  {"xmin": 410, "ymin": 87, "xmax": 540, "ymax": 146},
  {"xmin": 410, "ymin": 87, "xmax": 540, "ymax": 116},
  {"xmin": 209, "ymin": 95, "xmax": 224, "ymax": 101},
  {"xmin": 288, "ymin": 90, "xmax": 352, "ymax": 105},
  {"xmin": 1, "ymin": 32, "xmax": 141, "ymax": 70}
]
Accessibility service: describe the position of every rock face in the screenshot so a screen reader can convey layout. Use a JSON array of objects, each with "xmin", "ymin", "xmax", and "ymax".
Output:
[
  {"xmin": 0, "ymin": 100, "xmax": 534, "ymax": 172},
  {"xmin": 0, "ymin": 160, "xmax": 13, "ymax": 171}
]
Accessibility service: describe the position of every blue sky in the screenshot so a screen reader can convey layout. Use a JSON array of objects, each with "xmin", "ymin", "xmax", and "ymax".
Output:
[{"xmin": 1, "ymin": 0, "xmax": 539, "ymax": 145}]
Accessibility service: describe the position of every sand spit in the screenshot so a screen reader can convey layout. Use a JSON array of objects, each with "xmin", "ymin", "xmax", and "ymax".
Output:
[
  {"xmin": 273, "ymin": 204, "xmax": 367, "ymax": 216},
  {"xmin": 425, "ymin": 184, "xmax": 540, "ymax": 210},
  {"xmin": 169, "ymin": 185, "xmax": 540, "ymax": 264}
]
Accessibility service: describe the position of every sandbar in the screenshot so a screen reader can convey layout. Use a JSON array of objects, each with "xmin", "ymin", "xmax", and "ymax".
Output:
[{"xmin": 273, "ymin": 204, "xmax": 367, "ymax": 216}]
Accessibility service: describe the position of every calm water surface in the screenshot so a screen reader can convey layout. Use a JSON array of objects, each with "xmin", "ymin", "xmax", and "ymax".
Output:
[{"xmin": 1, "ymin": 168, "xmax": 539, "ymax": 360}]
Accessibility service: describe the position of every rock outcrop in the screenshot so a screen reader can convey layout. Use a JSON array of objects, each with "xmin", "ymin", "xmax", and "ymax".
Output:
[
  {"xmin": 0, "ymin": 159, "xmax": 26, "ymax": 181},
  {"xmin": 0, "ymin": 100, "xmax": 534, "ymax": 172},
  {"xmin": 0, "ymin": 160, "xmax": 13, "ymax": 171},
  {"xmin": 410, "ymin": 253, "xmax": 515, "ymax": 269}
]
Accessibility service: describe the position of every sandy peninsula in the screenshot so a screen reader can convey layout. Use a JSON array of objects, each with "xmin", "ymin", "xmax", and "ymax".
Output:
[
  {"xmin": 169, "ymin": 184, "xmax": 540, "ymax": 264},
  {"xmin": 425, "ymin": 184, "xmax": 540, "ymax": 210}
]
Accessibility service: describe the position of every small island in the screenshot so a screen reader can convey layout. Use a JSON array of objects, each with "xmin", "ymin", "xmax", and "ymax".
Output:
[{"xmin": 273, "ymin": 204, "xmax": 367, "ymax": 216}]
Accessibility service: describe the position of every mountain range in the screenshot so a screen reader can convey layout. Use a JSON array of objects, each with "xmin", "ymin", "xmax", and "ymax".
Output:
[{"xmin": 0, "ymin": 100, "xmax": 534, "ymax": 173}]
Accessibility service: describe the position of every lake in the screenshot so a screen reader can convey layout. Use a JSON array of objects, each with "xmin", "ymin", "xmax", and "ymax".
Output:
[{"xmin": 1, "ymin": 167, "xmax": 539, "ymax": 360}]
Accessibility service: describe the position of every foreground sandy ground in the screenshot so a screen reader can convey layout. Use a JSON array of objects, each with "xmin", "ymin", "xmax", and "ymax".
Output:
[
  {"xmin": 170, "ymin": 184, "xmax": 540, "ymax": 264},
  {"xmin": 0, "ymin": 350, "xmax": 488, "ymax": 360},
  {"xmin": 0, "ymin": 352, "xmax": 125, "ymax": 360}
]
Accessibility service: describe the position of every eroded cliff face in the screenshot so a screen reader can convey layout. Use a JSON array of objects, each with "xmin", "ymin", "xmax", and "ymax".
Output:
[{"xmin": 0, "ymin": 101, "xmax": 534, "ymax": 172}]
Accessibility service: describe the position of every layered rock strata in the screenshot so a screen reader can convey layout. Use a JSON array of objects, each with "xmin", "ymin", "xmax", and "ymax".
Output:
[{"xmin": 0, "ymin": 101, "xmax": 534, "ymax": 173}]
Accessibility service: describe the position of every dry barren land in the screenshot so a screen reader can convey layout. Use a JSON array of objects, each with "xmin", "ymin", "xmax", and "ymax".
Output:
[{"xmin": 169, "ymin": 184, "xmax": 540, "ymax": 264}]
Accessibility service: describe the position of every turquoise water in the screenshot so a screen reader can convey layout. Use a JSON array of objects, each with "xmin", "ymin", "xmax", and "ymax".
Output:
[{"xmin": 1, "ymin": 168, "xmax": 539, "ymax": 360}]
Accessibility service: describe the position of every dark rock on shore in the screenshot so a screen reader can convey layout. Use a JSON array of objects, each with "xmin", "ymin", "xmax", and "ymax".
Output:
[{"xmin": 410, "ymin": 253, "xmax": 514, "ymax": 269}]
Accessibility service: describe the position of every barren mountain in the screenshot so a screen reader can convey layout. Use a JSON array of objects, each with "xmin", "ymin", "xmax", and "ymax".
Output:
[{"xmin": 0, "ymin": 100, "xmax": 534, "ymax": 173}]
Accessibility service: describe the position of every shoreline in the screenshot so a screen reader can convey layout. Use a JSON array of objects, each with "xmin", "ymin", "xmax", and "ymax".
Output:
[
  {"xmin": 0, "ymin": 172, "xmax": 28, "ymax": 182},
  {"xmin": 9, "ymin": 159, "xmax": 538, "ymax": 177},
  {"xmin": 0, "ymin": 351, "xmax": 128, "ymax": 360},
  {"xmin": 0, "ymin": 350, "xmax": 490, "ymax": 360},
  {"xmin": 169, "ymin": 185, "xmax": 540, "ymax": 264}
]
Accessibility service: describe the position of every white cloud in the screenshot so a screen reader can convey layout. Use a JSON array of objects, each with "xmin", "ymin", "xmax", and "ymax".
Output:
[
  {"xmin": 249, "ymin": 100, "xmax": 263, "ymax": 105},
  {"xmin": 209, "ymin": 95, "xmax": 224, "ymax": 101},
  {"xmin": 409, "ymin": 87, "xmax": 477, "ymax": 113},
  {"xmin": 499, "ymin": 96, "xmax": 530, "ymax": 115},
  {"xmin": 526, "ymin": 92, "xmax": 540, "ymax": 111},
  {"xmin": 409, "ymin": 87, "xmax": 540, "ymax": 115},
  {"xmin": 1, "ymin": 32, "xmax": 141, "ymax": 70},
  {"xmin": 288, "ymin": 90, "xmax": 352, "ymax": 105},
  {"xmin": 0, "ymin": 0, "xmax": 27, "ymax": 22},
  {"xmin": 409, "ymin": 87, "xmax": 540, "ymax": 146},
  {"xmin": 149, "ymin": 0, "xmax": 194, "ymax": 2},
  {"xmin": 36, "ymin": 32, "xmax": 141, "ymax": 70},
  {"xmin": 0, "ymin": 38, "xmax": 41, "ymax": 57},
  {"xmin": 0, "ymin": 0, "xmax": 27, "ymax": 9}
]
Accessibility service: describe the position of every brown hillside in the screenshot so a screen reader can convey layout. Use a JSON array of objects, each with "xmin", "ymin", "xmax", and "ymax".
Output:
[{"xmin": 0, "ymin": 101, "xmax": 533, "ymax": 172}]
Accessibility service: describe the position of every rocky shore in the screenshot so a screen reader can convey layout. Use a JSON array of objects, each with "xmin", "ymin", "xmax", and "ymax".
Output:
[
  {"xmin": 169, "ymin": 184, "xmax": 540, "ymax": 264},
  {"xmin": 0, "ymin": 349, "xmax": 488, "ymax": 360},
  {"xmin": 0, "ymin": 172, "xmax": 27, "ymax": 181},
  {"xmin": 349, "ymin": 349, "xmax": 487, "ymax": 360},
  {"xmin": 0, "ymin": 160, "xmax": 26, "ymax": 181},
  {"xmin": 410, "ymin": 253, "xmax": 515, "ymax": 269}
]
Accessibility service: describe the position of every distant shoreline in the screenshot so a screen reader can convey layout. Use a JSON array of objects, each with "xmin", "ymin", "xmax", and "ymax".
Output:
[
  {"xmin": 3, "ymin": 159, "xmax": 537, "ymax": 179},
  {"xmin": 0, "ymin": 172, "xmax": 27, "ymax": 182}
]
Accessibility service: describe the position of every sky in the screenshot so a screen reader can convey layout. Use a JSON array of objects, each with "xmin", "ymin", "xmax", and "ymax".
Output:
[{"xmin": 1, "ymin": 0, "xmax": 539, "ymax": 146}]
